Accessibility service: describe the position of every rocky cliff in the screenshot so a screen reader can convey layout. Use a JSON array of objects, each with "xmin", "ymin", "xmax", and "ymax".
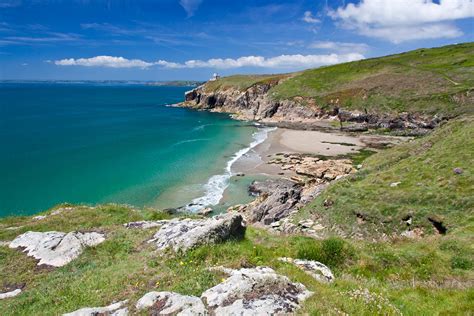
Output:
[{"xmin": 181, "ymin": 80, "xmax": 442, "ymax": 133}]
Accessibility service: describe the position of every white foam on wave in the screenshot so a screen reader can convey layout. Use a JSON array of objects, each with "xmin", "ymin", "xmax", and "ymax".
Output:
[{"xmin": 185, "ymin": 126, "xmax": 277, "ymax": 212}]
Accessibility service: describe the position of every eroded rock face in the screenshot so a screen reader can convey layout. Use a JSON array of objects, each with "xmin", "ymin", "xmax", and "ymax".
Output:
[
  {"xmin": 63, "ymin": 300, "xmax": 128, "ymax": 316},
  {"xmin": 202, "ymin": 266, "xmax": 313, "ymax": 315},
  {"xmin": 9, "ymin": 231, "xmax": 105, "ymax": 267},
  {"xmin": 148, "ymin": 213, "xmax": 245, "ymax": 252},
  {"xmin": 278, "ymin": 257, "xmax": 334, "ymax": 283},
  {"xmin": 182, "ymin": 84, "xmax": 440, "ymax": 132},
  {"xmin": 136, "ymin": 292, "xmax": 206, "ymax": 315}
]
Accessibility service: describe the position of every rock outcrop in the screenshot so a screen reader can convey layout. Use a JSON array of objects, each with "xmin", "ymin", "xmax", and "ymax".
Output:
[
  {"xmin": 147, "ymin": 213, "xmax": 245, "ymax": 252},
  {"xmin": 268, "ymin": 154, "xmax": 355, "ymax": 181},
  {"xmin": 278, "ymin": 257, "xmax": 335, "ymax": 283},
  {"xmin": 181, "ymin": 83, "xmax": 441, "ymax": 132},
  {"xmin": 136, "ymin": 267, "xmax": 312, "ymax": 315},
  {"xmin": 136, "ymin": 292, "xmax": 206, "ymax": 315},
  {"xmin": 202, "ymin": 266, "xmax": 313, "ymax": 315},
  {"xmin": 63, "ymin": 300, "xmax": 128, "ymax": 316},
  {"xmin": 229, "ymin": 155, "xmax": 354, "ymax": 231},
  {"xmin": 0, "ymin": 288, "xmax": 22, "ymax": 300},
  {"xmin": 9, "ymin": 231, "xmax": 105, "ymax": 267}
]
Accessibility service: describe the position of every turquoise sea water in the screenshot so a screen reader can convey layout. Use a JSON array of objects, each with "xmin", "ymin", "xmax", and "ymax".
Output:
[{"xmin": 0, "ymin": 82, "xmax": 260, "ymax": 217}]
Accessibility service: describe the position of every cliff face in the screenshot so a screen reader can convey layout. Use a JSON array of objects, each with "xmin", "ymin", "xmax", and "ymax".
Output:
[
  {"xmin": 181, "ymin": 81, "xmax": 441, "ymax": 133},
  {"xmin": 183, "ymin": 81, "xmax": 321, "ymax": 122}
]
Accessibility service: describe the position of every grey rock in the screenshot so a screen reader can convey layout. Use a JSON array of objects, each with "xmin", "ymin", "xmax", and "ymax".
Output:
[
  {"xmin": 149, "ymin": 213, "xmax": 245, "ymax": 252},
  {"xmin": 124, "ymin": 220, "xmax": 168, "ymax": 229},
  {"xmin": 10, "ymin": 231, "xmax": 105, "ymax": 267},
  {"xmin": 279, "ymin": 257, "xmax": 334, "ymax": 283},
  {"xmin": 136, "ymin": 291, "xmax": 206, "ymax": 315},
  {"xmin": 0, "ymin": 289, "xmax": 21, "ymax": 300},
  {"xmin": 246, "ymin": 179, "xmax": 303, "ymax": 225},
  {"xmin": 63, "ymin": 300, "xmax": 128, "ymax": 316},
  {"xmin": 202, "ymin": 266, "xmax": 313, "ymax": 315}
]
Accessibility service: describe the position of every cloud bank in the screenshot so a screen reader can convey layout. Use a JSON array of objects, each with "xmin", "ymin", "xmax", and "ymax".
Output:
[
  {"xmin": 54, "ymin": 56, "xmax": 154, "ymax": 68},
  {"xmin": 55, "ymin": 53, "xmax": 364, "ymax": 70},
  {"xmin": 330, "ymin": 0, "xmax": 474, "ymax": 43}
]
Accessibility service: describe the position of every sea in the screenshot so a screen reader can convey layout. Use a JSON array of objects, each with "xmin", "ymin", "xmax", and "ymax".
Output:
[{"xmin": 0, "ymin": 82, "xmax": 270, "ymax": 217}]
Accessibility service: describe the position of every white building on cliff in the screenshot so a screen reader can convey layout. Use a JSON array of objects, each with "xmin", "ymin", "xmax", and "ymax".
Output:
[{"xmin": 209, "ymin": 73, "xmax": 220, "ymax": 81}]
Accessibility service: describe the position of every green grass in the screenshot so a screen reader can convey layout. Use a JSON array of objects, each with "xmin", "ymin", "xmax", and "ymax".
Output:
[
  {"xmin": 269, "ymin": 43, "xmax": 474, "ymax": 116},
  {"xmin": 1, "ymin": 214, "xmax": 472, "ymax": 315},
  {"xmin": 203, "ymin": 73, "xmax": 290, "ymax": 92},
  {"xmin": 297, "ymin": 115, "xmax": 474, "ymax": 237}
]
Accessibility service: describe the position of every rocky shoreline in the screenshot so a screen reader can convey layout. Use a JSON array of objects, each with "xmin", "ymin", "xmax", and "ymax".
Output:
[{"xmin": 181, "ymin": 81, "xmax": 443, "ymax": 136}]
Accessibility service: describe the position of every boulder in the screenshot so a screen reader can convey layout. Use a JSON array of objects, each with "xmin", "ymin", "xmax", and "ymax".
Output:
[
  {"xmin": 278, "ymin": 257, "xmax": 334, "ymax": 283},
  {"xmin": 63, "ymin": 300, "xmax": 128, "ymax": 316},
  {"xmin": 136, "ymin": 292, "xmax": 206, "ymax": 315},
  {"xmin": 9, "ymin": 231, "xmax": 105, "ymax": 267},
  {"xmin": 245, "ymin": 179, "xmax": 303, "ymax": 225},
  {"xmin": 0, "ymin": 289, "xmax": 21, "ymax": 300},
  {"xmin": 294, "ymin": 159, "xmax": 354, "ymax": 180},
  {"xmin": 149, "ymin": 213, "xmax": 245, "ymax": 252},
  {"xmin": 124, "ymin": 220, "xmax": 168, "ymax": 229},
  {"xmin": 202, "ymin": 266, "xmax": 313, "ymax": 315}
]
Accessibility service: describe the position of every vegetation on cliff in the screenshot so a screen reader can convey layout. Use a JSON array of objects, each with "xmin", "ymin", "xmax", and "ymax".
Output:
[
  {"xmin": 298, "ymin": 116, "xmax": 474, "ymax": 237},
  {"xmin": 202, "ymin": 43, "xmax": 474, "ymax": 117}
]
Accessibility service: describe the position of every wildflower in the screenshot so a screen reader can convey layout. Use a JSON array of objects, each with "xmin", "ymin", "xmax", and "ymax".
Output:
[{"xmin": 180, "ymin": 261, "xmax": 185, "ymax": 266}]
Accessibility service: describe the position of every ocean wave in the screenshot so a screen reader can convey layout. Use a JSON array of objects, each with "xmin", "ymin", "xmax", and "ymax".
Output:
[
  {"xmin": 172, "ymin": 138, "xmax": 210, "ymax": 147},
  {"xmin": 185, "ymin": 126, "xmax": 277, "ymax": 212}
]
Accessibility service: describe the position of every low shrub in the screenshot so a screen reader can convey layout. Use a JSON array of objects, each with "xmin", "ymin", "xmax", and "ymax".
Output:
[{"xmin": 296, "ymin": 237, "xmax": 355, "ymax": 269}]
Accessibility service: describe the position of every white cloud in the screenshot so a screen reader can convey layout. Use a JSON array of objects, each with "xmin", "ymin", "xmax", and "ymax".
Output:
[
  {"xmin": 330, "ymin": 0, "xmax": 474, "ymax": 43},
  {"xmin": 55, "ymin": 56, "xmax": 153, "ymax": 68},
  {"xmin": 54, "ymin": 53, "xmax": 365, "ymax": 70},
  {"xmin": 156, "ymin": 53, "xmax": 364, "ymax": 69},
  {"xmin": 302, "ymin": 11, "xmax": 320, "ymax": 23},
  {"xmin": 179, "ymin": 0, "xmax": 203, "ymax": 17},
  {"xmin": 310, "ymin": 41, "xmax": 369, "ymax": 53}
]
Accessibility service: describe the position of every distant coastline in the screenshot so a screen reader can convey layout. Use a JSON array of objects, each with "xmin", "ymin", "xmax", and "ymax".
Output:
[{"xmin": 0, "ymin": 80, "xmax": 204, "ymax": 87}]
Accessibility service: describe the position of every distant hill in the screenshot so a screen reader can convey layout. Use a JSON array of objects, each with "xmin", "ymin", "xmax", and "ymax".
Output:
[{"xmin": 204, "ymin": 43, "xmax": 474, "ymax": 118}]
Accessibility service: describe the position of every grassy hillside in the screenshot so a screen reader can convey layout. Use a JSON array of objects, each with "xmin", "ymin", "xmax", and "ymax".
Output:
[
  {"xmin": 204, "ymin": 43, "xmax": 474, "ymax": 117},
  {"xmin": 1, "ymin": 204, "xmax": 472, "ymax": 315},
  {"xmin": 297, "ymin": 115, "xmax": 474, "ymax": 238}
]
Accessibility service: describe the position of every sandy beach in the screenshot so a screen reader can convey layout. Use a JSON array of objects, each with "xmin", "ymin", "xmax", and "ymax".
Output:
[{"xmin": 232, "ymin": 127, "xmax": 405, "ymax": 177}]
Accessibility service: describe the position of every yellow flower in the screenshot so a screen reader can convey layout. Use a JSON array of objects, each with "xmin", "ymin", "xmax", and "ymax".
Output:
[
  {"xmin": 180, "ymin": 261, "xmax": 184, "ymax": 266},
  {"xmin": 221, "ymin": 278, "xmax": 226, "ymax": 282}
]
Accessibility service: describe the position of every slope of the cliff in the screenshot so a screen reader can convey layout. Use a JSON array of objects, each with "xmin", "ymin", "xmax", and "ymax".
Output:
[
  {"xmin": 184, "ymin": 43, "xmax": 473, "ymax": 129},
  {"xmin": 296, "ymin": 115, "xmax": 474, "ymax": 238}
]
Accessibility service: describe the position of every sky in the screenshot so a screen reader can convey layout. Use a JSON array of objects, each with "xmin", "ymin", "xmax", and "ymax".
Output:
[{"xmin": 0, "ymin": 0, "xmax": 473, "ymax": 80}]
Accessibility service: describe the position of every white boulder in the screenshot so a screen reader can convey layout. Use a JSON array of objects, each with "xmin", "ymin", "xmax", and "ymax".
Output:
[
  {"xmin": 0, "ymin": 289, "xmax": 22, "ymax": 300},
  {"xmin": 278, "ymin": 257, "xmax": 335, "ymax": 283},
  {"xmin": 63, "ymin": 300, "xmax": 128, "ymax": 316},
  {"xmin": 136, "ymin": 291, "xmax": 206, "ymax": 315},
  {"xmin": 202, "ymin": 266, "xmax": 313, "ymax": 315},
  {"xmin": 9, "ymin": 231, "xmax": 105, "ymax": 267},
  {"xmin": 148, "ymin": 213, "xmax": 245, "ymax": 252}
]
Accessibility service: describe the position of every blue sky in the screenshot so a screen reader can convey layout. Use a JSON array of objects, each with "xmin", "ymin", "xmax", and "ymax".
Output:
[{"xmin": 1, "ymin": 0, "xmax": 473, "ymax": 80}]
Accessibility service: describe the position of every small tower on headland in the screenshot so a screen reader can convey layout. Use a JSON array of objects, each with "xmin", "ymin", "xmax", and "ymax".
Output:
[{"xmin": 210, "ymin": 73, "xmax": 220, "ymax": 81}]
